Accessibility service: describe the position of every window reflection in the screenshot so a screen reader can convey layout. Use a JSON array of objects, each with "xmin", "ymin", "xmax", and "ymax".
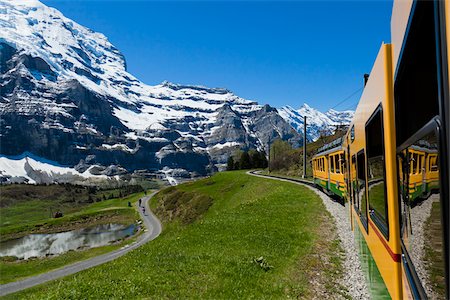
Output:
[
  {"xmin": 357, "ymin": 151, "xmax": 368, "ymax": 228},
  {"xmin": 399, "ymin": 131, "xmax": 445, "ymax": 299}
]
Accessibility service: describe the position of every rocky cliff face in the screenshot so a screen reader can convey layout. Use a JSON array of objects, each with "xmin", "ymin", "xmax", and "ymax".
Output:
[{"xmin": 0, "ymin": 0, "xmax": 301, "ymax": 180}]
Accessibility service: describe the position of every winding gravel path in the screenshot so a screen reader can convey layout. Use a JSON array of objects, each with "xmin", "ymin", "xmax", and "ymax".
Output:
[
  {"xmin": 248, "ymin": 171, "xmax": 369, "ymax": 299},
  {"xmin": 0, "ymin": 192, "xmax": 162, "ymax": 297}
]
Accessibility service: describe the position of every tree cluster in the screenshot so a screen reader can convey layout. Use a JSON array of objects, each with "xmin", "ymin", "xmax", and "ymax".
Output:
[
  {"xmin": 227, "ymin": 149, "xmax": 268, "ymax": 170},
  {"xmin": 267, "ymin": 127, "xmax": 348, "ymax": 177},
  {"xmin": 268, "ymin": 139, "xmax": 300, "ymax": 171}
]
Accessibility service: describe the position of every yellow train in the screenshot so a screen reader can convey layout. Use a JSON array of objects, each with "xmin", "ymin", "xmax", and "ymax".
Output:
[
  {"xmin": 312, "ymin": 138, "xmax": 346, "ymax": 199},
  {"xmin": 311, "ymin": 0, "xmax": 449, "ymax": 298}
]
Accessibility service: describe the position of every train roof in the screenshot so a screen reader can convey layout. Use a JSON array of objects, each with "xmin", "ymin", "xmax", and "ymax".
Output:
[
  {"xmin": 409, "ymin": 140, "xmax": 438, "ymax": 154},
  {"xmin": 314, "ymin": 137, "xmax": 344, "ymax": 157}
]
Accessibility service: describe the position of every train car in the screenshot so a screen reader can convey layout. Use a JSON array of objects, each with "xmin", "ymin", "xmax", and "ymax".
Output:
[
  {"xmin": 312, "ymin": 138, "xmax": 346, "ymax": 199},
  {"xmin": 398, "ymin": 144, "xmax": 440, "ymax": 203},
  {"xmin": 342, "ymin": 0, "xmax": 449, "ymax": 298},
  {"xmin": 343, "ymin": 42, "xmax": 400, "ymax": 299}
]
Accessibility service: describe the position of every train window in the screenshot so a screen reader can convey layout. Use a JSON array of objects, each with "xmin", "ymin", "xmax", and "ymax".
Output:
[
  {"xmin": 335, "ymin": 155, "xmax": 341, "ymax": 174},
  {"xmin": 330, "ymin": 155, "xmax": 335, "ymax": 173},
  {"xmin": 411, "ymin": 153, "xmax": 418, "ymax": 174},
  {"xmin": 418, "ymin": 154, "xmax": 423, "ymax": 174},
  {"xmin": 365, "ymin": 106, "xmax": 388, "ymax": 238},
  {"xmin": 394, "ymin": 1, "xmax": 440, "ymax": 147},
  {"xmin": 340, "ymin": 154, "xmax": 345, "ymax": 173},
  {"xmin": 398, "ymin": 128, "xmax": 446, "ymax": 299},
  {"xmin": 430, "ymin": 156, "xmax": 438, "ymax": 172},
  {"xmin": 357, "ymin": 150, "xmax": 368, "ymax": 230}
]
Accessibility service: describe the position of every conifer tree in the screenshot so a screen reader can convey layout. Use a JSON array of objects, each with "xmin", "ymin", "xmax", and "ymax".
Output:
[{"xmin": 227, "ymin": 156, "xmax": 235, "ymax": 170}]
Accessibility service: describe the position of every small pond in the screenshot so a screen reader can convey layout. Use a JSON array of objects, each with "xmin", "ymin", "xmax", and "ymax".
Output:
[{"xmin": 0, "ymin": 223, "xmax": 136, "ymax": 260}]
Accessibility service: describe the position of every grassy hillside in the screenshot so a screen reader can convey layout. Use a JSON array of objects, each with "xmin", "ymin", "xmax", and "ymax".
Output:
[{"xmin": 8, "ymin": 171, "xmax": 346, "ymax": 299}]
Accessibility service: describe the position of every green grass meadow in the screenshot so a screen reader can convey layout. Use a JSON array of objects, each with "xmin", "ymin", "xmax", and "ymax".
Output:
[
  {"xmin": 0, "ymin": 192, "xmax": 145, "ymax": 284},
  {"xmin": 6, "ymin": 171, "xmax": 345, "ymax": 299}
]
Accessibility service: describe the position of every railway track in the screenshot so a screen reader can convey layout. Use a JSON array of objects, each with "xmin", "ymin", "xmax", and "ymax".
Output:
[{"xmin": 248, "ymin": 170, "xmax": 345, "ymax": 206}]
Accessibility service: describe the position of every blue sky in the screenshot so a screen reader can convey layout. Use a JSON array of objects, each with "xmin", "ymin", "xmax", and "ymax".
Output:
[{"xmin": 42, "ymin": 0, "xmax": 393, "ymax": 112}]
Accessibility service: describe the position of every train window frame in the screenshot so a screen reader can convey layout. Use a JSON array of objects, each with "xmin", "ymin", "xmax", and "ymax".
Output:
[
  {"xmin": 397, "ymin": 117, "xmax": 448, "ymax": 299},
  {"xmin": 365, "ymin": 105, "xmax": 389, "ymax": 240}
]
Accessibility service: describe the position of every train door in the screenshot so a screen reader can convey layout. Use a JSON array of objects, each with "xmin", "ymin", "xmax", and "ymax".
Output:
[
  {"xmin": 327, "ymin": 155, "xmax": 331, "ymax": 192},
  {"xmin": 409, "ymin": 150, "xmax": 424, "ymax": 201},
  {"xmin": 357, "ymin": 150, "xmax": 368, "ymax": 230},
  {"xmin": 352, "ymin": 154, "xmax": 358, "ymax": 210},
  {"xmin": 422, "ymin": 153, "xmax": 427, "ymax": 196}
]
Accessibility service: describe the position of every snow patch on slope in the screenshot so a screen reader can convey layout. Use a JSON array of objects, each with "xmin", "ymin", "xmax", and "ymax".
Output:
[
  {"xmin": 0, "ymin": 153, "xmax": 106, "ymax": 184},
  {"xmin": 278, "ymin": 104, "xmax": 354, "ymax": 141}
]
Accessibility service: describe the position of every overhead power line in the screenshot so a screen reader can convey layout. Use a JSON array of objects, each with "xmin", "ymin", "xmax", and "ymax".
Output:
[
  {"xmin": 329, "ymin": 86, "xmax": 363, "ymax": 111},
  {"xmin": 341, "ymin": 100, "xmax": 359, "ymax": 111}
]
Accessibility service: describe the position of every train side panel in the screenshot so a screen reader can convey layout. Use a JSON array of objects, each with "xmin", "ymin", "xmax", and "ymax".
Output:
[
  {"xmin": 328, "ymin": 151, "xmax": 346, "ymax": 198},
  {"xmin": 313, "ymin": 155, "xmax": 329, "ymax": 190},
  {"xmin": 347, "ymin": 43, "xmax": 402, "ymax": 299}
]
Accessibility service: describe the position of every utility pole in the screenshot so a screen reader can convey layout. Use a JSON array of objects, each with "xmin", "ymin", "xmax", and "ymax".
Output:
[
  {"xmin": 267, "ymin": 136, "xmax": 271, "ymax": 173},
  {"xmin": 303, "ymin": 116, "xmax": 307, "ymax": 179}
]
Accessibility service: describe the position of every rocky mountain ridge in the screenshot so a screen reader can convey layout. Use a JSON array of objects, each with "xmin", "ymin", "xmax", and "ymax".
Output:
[
  {"xmin": 278, "ymin": 104, "xmax": 354, "ymax": 141},
  {"xmin": 0, "ymin": 0, "xmax": 303, "ymax": 183}
]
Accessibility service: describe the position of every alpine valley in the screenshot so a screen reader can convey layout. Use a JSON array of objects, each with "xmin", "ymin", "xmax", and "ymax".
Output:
[{"xmin": 0, "ymin": 0, "xmax": 352, "ymax": 184}]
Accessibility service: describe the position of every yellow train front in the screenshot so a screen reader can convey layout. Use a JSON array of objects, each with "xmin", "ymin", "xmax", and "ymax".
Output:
[
  {"xmin": 312, "ymin": 139, "xmax": 347, "ymax": 200},
  {"xmin": 339, "ymin": 0, "xmax": 450, "ymax": 299}
]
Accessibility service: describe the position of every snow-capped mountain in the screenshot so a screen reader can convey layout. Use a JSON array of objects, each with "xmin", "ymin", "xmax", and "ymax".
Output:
[
  {"xmin": 278, "ymin": 104, "xmax": 354, "ymax": 141},
  {"xmin": 0, "ymin": 0, "xmax": 301, "ymax": 182}
]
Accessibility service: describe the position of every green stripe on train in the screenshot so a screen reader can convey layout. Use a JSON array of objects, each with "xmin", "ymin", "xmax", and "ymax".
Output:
[
  {"xmin": 329, "ymin": 181, "xmax": 345, "ymax": 198},
  {"xmin": 354, "ymin": 221, "xmax": 391, "ymax": 299},
  {"xmin": 314, "ymin": 177, "xmax": 328, "ymax": 189},
  {"xmin": 314, "ymin": 178, "xmax": 345, "ymax": 198}
]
